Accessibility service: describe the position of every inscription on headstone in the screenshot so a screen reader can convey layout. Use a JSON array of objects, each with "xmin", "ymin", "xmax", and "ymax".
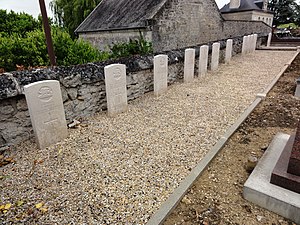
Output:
[
  {"xmin": 225, "ymin": 39, "xmax": 233, "ymax": 63},
  {"xmin": 184, "ymin": 48, "xmax": 195, "ymax": 83},
  {"xmin": 104, "ymin": 64, "xmax": 128, "ymax": 116},
  {"xmin": 211, "ymin": 42, "xmax": 220, "ymax": 71},
  {"xmin": 199, "ymin": 45, "xmax": 209, "ymax": 77},
  {"xmin": 24, "ymin": 80, "xmax": 68, "ymax": 149},
  {"xmin": 154, "ymin": 55, "xmax": 168, "ymax": 96}
]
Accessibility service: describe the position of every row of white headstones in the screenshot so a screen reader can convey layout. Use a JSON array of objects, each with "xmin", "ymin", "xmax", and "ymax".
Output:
[{"xmin": 24, "ymin": 34, "xmax": 258, "ymax": 149}]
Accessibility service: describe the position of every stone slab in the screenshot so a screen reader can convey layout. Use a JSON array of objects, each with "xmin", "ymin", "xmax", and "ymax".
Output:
[
  {"xmin": 246, "ymin": 35, "xmax": 251, "ymax": 53},
  {"xmin": 271, "ymin": 135, "xmax": 300, "ymax": 193},
  {"xmin": 225, "ymin": 39, "xmax": 233, "ymax": 63},
  {"xmin": 243, "ymin": 133, "xmax": 300, "ymax": 224},
  {"xmin": 254, "ymin": 34, "xmax": 258, "ymax": 51},
  {"xmin": 184, "ymin": 48, "xmax": 195, "ymax": 83},
  {"xmin": 154, "ymin": 55, "xmax": 168, "ymax": 96},
  {"xmin": 250, "ymin": 34, "xmax": 255, "ymax": 52},
  {"xmin": 104, "ymin": 64, "xmax": 128, "ymax": 116},
  {"xmin": 242, "ymin": 36, "xmax": 247, "ymax": 55},
  {"xmin": 199, "ymin": 45, "xmax": 209, "ymax": 77},
  {"xmin": 288, "ymin": 123, "xmax": 300, "ymax": 176},
  {"xmin": 211, "ymin": 42, "xmax": 220, "ymax": 71},
  {"xmin": 267, "ymin": 32, "xmax": 272, "ymax": 47},
  {"xmin": 24, "ymin": 80, "xmax": 68, "ymax": 149}
]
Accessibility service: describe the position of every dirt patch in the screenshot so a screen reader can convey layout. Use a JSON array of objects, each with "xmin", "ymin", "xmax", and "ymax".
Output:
[{"xmin": 164, "ymin": 54, "xmax": 300, "ymax": 225}]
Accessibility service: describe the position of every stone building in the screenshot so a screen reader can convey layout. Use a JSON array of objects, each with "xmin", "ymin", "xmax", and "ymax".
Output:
[
  {"xmin": 220, "ymin": 0, "xmax": 274, "ymax": 26},
  {"xmin": 75, "ymin": 0, "xmax": 271, "ymax": 52}
]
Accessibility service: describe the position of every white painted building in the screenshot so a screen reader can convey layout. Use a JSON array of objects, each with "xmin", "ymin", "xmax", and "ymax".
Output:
[{"xmin": 220, "ymin": 0, "xmax": 274, "ymax": 26}]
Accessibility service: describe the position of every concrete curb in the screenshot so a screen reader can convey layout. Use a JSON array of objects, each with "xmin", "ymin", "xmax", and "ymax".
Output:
[
  {"xmin": 257, "ymin": 46, "xmax": 300, "ymax": 51},
  {"xmin": 256, "ymin": 51, "xmax": 300, "ymax": 99},
  {"xmin": 146, "ymin": 51, "xmax": 300, "ymax": 225},
  {"xmin": 243, "ymin": 133, "xmax": 300, "ymax": 224}
]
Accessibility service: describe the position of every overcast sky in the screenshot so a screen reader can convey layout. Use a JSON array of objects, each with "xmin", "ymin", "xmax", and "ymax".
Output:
[{"xmin": 0, "ymin": 0, "xmax": 229, "ymax": 18}]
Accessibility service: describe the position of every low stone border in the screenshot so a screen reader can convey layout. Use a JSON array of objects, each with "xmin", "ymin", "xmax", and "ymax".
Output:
[
  {"xmin": 146, "ymin": 50, "xmax": 300, "ymax": 225},
  {"xmin": 257, "ymin": 46, "xmax": 300, "ymax": 51}
]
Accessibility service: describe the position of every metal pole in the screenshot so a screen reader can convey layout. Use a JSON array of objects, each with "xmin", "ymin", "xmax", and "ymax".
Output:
[{"xmin": 39, "ymin": 0, "xmax": 56, "ymax": 66}]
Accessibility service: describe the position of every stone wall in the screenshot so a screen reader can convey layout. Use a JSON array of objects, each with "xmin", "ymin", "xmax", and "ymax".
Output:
[
  {"xmin": 79, "ymin": 29, "xmax": 152, "ymax": 51},
  {"xmin": 223, "ymin": 20, "xmax": 271, "ymax": 38},
  {"xmin": 152, "ymin": 0, "xmax": 224, "ymax": 52},
  {"xmin": 0, "ymin": 35, "xmax": 266, "ymax": 146},
  {"xmin": 147, "ymin": 0, "xmax": 271, "ymax": 52}
]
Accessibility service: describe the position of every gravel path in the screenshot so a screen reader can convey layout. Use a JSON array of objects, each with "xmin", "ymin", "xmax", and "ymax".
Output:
[{"xmin": 1, "ymin": 50, "xmax": 296, "ymax": 224}]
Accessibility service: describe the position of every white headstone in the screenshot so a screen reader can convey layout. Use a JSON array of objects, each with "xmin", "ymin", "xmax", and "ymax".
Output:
[
  {"xmin": 104, "ymin": 64, "xmax": 128, "ymax": 116},
  {"xmin": 246, "ymin": 35, "xmax": 251, "ymax": 53},
  {"xmin": 225, "ymin": 39, "xmax": 233, "ymax": 63},
  {"xmin": 199, "ymin": 45, "xmax": 209, "ymax": 77},
  {"xmin": 242, "ymin": 36, "xmax": 247, "ymax": 55},
  {"xmin": 250, "ymin": 35, "xmax": 255, "ymax": 53},
  {"xmin": 24, "ymin": 80, "xmax": 68, "ymax": 149},
  {"xmin": 252, "ymin": 34, "xmax": 256, "ymax": 52},
  {"xmin": 211, "ymin": 42, "xmax": 220, "ymax": 71},
  {"xmin": 267, "ymin": 32, "xmax": 272, "ymax": 47},
  {"xmin": 184, "ymin": 48, "xmax": 195, "ymax": 83},
  {"xmin": 154, "ymin": 55, "xmax": 168, "ymax": 96},
  {"xmin": 254, "ymin": 34, "xmax": 258, "ymax": 52}
]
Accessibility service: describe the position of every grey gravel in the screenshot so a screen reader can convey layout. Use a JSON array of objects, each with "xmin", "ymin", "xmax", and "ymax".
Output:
[{"xmin": 0, "ymin": 51, "xmax": 296, "ymax": 224}]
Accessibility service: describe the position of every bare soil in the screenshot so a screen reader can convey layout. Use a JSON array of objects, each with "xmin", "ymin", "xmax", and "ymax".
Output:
[{"xmin": 164, "ymin": 54, "xmax": 300, "ymax": 225}]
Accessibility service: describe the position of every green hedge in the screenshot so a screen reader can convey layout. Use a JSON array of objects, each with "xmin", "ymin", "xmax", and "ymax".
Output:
[
  {"xmin": 0, "ymin": 10, "xmax": 152, "ymax": 72},
  {"xmin": 0, "ymin": 28, "xmax": 110, "ymax": 72}
]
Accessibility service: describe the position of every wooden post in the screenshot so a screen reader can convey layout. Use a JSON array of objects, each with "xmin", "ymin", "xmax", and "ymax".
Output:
[{"xmin": 39, "ymin": 0, "xmax": 56, "ymax": 66}]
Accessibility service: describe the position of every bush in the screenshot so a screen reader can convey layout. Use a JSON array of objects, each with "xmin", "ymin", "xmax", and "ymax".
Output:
[
  {"xmin": 0, "ymin": 31, "xmax": 48, "ymax": 71},
  {"xmin": 110, "ymin": 35, "xmax": 153, "ymax": 59},
  {"xmin": 0, "ymin": 9, "xmax": 153, "ymax": 72},
  {"xmin": 52, "ymin": 28, "xmax": 110, "ymax": 65},
  {"xmin": 0, "ymin": 10, "xmax": 41, "ymax": 37},
  {"xmin": 0, "ymin": 27, "xmax": 110, "ymax": 71}
]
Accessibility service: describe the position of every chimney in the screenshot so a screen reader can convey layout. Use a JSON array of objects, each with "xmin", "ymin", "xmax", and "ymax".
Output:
[
  {"xmin": 262, "ymin": 0, "xmax": 268, "ymax": 10},
  {"xmin": 229, "ymin": 0, "xmax": 241, "ymax": 9}
]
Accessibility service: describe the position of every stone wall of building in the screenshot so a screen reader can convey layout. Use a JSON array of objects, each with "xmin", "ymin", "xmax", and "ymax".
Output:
[
  {"xmin": 151, "ymin": 0, "xmax": 271, "ymax": 52},
  {"xmin": 79, "ymin": 29, "xmax": 152, "ymax": 51},
  {"xmin": 223, "ymin": 20, "xmax": 271, "ymax": 38},
  {"xmin": 152, "ymin": 0, "xmax": 224, "ymax": 52},
  {"xmin": 222, "ymin": 12, "xmax": 273, "ymax": 26},
  {"xmin": 0, "ymin": 35, "xmax": 266, "ymax": 146},
  {"xmin": 78, "ymin": 0, "xmax": 271, "ymax": 53}
]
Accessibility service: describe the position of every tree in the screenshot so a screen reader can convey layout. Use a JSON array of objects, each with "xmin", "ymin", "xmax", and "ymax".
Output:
[
  {"xmin": 0, "ymin": 9, "xmax": 41, "ymax": 37},
  {"xmin": 268, "ymin": 0, "xmax": 300, "ymax": 26},
  {"xmin": 50, "ymin": 0, "xmax": 101, "ymax": 37}
]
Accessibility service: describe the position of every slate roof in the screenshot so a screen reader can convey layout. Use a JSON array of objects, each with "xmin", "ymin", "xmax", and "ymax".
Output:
[
  {"xmin": 220, "ymin": 0, "xmax": 264, "ymax": 13},
  {"xmin": 75, "ymin": 0, "xmax": 167, "ymax": 33}
]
